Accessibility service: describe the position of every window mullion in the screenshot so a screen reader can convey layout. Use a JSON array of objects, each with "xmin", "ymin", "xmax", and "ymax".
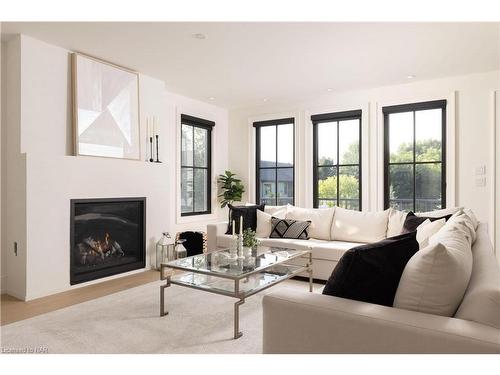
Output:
[
  {"xmin": 275, "ymin": 125, "xmax": 278, "ymax": 205},
  {"xmin": 413, "ymin": 111, "xmax": 416, "ymax": 212},
  {"xmin": 336, "ymin": 121, "xmax": 340, "ymax": 207}
]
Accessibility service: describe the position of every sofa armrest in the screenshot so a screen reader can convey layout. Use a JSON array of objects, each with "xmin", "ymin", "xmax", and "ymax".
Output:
[
  {"xmin": 206, "ymin": 222, "xmax": 228, "ymax": 252},
  {"xmin": 263, "ymin": 289, "xmax": 500, "ymax": 353}
]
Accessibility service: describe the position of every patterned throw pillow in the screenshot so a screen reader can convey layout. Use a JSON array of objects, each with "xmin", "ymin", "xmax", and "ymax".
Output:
[{"xmin": 269, "ymin": 217, "xmax": 311, "ymax": 240}]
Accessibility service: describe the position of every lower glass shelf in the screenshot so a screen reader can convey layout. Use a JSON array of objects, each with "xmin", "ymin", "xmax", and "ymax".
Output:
[{"xmin": 170, "ymin": 263, "xmax": 305, "ymax": 298}]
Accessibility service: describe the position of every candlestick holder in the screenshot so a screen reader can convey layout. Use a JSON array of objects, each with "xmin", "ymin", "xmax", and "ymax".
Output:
[
  {"xmin": 155, "ymin": 135, "xmax": 162, "ymax": 163},
  {"xmin": 237, "ymin": 233, "xmax": 244, "ymax": 259},
  {"xmin": 149, "ymin": 137, "xmax": 154, "ymax": 162},
  {"xmin": 229, "ymin": 235, "xmax": 238, "ymax": 259}
]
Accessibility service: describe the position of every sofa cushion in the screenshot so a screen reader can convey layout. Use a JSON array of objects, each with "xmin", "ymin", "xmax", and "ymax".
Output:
[
  {"xmin": 455, "ymin": 223, "xmax": 500, "ymax": 329},
  {"xmin": 264, "ymin": 205, "xmax": 288, "ymax": 215},
  {"xmin": 402, "ymin": 211, "xmax": 452, "ymax": 233},
  {"xmin": 270, "ymin": 217, "xmax": 311, "ymax": 240},
  {"xmin": 256, "ymin": 208, "xmax": 287, "ymax": 238},
  {"xmin": 310, "ymin": 241, "xmax": 364, "ymax": 262},
  {"xmin": 286, "ymin": 206, "xmax": 335, "ymax": 240},
  {"xmin": 394, "ymin": 211, "xmax": 474, "ymax": 316},
  {"xmin": 416, "ymin": 207, "xmax": 462, "ymax": 218},
  {"xmin": 415, "ymin": 218, "xmax": 446, "ymax": 248},
  {"xmin": 386, "ymin": 208, "xmax": 408, "ymax": 237},
  {"xmin": 331, "ymin": 207, "xmax": 389, "ymax": 243},
  {"xmin": 322, "ymin": 232, "xmax": 419, "ymax": 307},
  {"xmin": 259, "ymin": 237, "xmax": 316, "ymax": 251},
  {"xmin": 463, "ymin": 208, "xmax": 479, "ymax": 231},
  {"xmin": 226, "ymin": 204, "xmax": 265, "ymax": 234}
]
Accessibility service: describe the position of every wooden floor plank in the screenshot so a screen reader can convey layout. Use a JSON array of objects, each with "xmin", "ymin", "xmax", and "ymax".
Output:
[{"xmin": 0, "ymin": 270, "xmax": 159, "ymax": 326}]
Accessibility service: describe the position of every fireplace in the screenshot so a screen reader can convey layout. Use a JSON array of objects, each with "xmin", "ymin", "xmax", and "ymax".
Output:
[{"xmin": 70, "ymin": 198, "xmax": 146, "ymax": 285}]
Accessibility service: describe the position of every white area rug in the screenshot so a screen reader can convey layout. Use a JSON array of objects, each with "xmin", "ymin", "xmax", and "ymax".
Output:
[{"xmin": 1, "ymin": 279, "xmax": 323, "ymax": 354}]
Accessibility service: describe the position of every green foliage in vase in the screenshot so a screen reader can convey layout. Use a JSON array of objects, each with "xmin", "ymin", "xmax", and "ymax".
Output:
[
  {"xmin": 243, "ymin": 228, "xmax": 259, "ymax": 248},
  {"xmin": 217, "ymin": 170, "xmax": 245, "ymax": 208}
]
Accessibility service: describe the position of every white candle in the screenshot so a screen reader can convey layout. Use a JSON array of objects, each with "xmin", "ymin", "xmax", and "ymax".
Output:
[
  {"xmin": 232, "ymin": 220, "xmax": 235, "ymax": 236},
  {"xmin": 240, "ymin": 215, "xmax": 243, "ymax": 235},
  {"xmin": 154, "ymin": 116, "xmax": 157, "ymax": 136},
  {"xmin": 146, "ymin": 117, "xmax": 150, "ymax": 139}
]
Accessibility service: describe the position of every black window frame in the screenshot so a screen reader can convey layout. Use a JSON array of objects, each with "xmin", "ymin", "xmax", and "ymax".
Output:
[
  {"xmin": 180, "ymin": 114, "xmax": 214, "ymax": 216},
  {"xmin": 383, "ymin": 100, "xmax": 447, "ymax": 211},
  {"xmin": 312, "ymin": 110, "xmax": 362, "ymax": 210},
  {"xmin": 254, "ymin": 117, "xmax": 295, "ymax": 206}
]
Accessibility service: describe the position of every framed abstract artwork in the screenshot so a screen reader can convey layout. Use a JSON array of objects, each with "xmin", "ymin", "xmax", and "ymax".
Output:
[{"xmin": 72, "ymin": 53, "xmax": 141, "ymax": 160}]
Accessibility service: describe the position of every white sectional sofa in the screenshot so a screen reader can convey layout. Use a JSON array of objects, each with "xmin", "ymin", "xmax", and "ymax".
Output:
[
  {"xmin": 208, "ymin": 205, "xmax": 423, "ymax": 280},
  {"xmin": 262, "ymin": 223, "xmax": 500, "ymax": 353},
  {"xmin": 207, "ymin": 205, "xmax": 500, "ymax": 353}
]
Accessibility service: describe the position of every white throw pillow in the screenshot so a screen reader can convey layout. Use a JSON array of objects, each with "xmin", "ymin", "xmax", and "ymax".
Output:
[
  {"xmin": 330, "ymin": 207, "xmax": 389, "ymax": 243},
  {"xmin": 264, "ymin": 205, "xmax": 288, "ymax": 215},
  {"xmin": 455, "ymin": 223, "xmax": 500, "ymax": 329},
  {"xmin": 256, "ymin": 208, "xmax": 286, "ymax": 238},
  {"xmin": 416, "ymin": 218, "xmax": 445, "ymax": 248},
  {"xmin": 416, "ymin": 207, "xmax": 462, "ymax": 218},
  {"xmin": 386, "ymin": 208, "xmax": 408, "ymax": 237},
  {"xmin": 463, "ymin": 208, "xmax": 479, "ymax": 231},
  {"xmin": 286, "ymin": 206, "xmax": 335, "ymax": 240},
  {"xmin": 394, "ymin": 212, "xmax": 473, "ymax": 317}
]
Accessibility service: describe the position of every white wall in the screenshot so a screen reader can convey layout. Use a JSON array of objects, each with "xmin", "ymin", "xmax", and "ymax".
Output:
[
  {"xmin": 229, "ymin": 71, "xmax": 500, "ymax": 246},
  {"xmin": 2, "ymin": 35, "xmax": 228, "ymax": 300},
  {"xmin": 1, "ymin": 36, "xmax": 27, "ymax": 299},
  {"xmin": 0, "ymin": 21, "xmax": 3, "ymax": 294}
]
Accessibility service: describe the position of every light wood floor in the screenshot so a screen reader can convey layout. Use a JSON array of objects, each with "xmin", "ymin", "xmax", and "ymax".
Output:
[{"xmin": 0, "ymin": 270, "xmax": 159, "ymax": 326}]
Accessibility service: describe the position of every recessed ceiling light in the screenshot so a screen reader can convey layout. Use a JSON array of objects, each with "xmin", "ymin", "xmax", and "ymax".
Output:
[
  {"xmin": 193, "ymin": 33, "xmax": 207, "ymax": 40},
  {"xmin": 263, "ymin": 98, "xmax": 268, "ymax": 102},
  {"xmin": 407, "ymin": 75, "xmax": 416, "ymax": 79},
  {"xmin": 326, "ymin": 88, "xmax": 333, "ymax": 92},
  {"xmin": 209, "ymin": 97, "xmax": 215, "ymax": 101}
]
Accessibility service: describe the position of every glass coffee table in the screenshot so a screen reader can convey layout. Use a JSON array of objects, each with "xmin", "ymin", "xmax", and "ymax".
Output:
[{"xmin": 159, "ymin": 246, "xmax": 313, "ymax": 339}]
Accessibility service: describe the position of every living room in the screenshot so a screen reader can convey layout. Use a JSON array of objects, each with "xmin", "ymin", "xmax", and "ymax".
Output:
[{"xmin": 1, "ymin": 0, "xmax": 500, "ymax": 372}]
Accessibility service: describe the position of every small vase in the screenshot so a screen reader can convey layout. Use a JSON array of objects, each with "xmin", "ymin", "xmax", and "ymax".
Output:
[{"xmin": 242, "ymin": 246, "xmax": 252, "ymax": 257}]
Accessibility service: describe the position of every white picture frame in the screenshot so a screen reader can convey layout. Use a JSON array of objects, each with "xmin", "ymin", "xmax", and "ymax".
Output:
[{"xmin": 72, "ymin": 53, "xmax": 141, "ymax": 160}]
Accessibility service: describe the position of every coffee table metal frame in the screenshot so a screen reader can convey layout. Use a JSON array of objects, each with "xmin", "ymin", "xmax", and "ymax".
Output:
[{"xmin": 159, "ymin": 248, "xmax": 313, "ymax": 339}]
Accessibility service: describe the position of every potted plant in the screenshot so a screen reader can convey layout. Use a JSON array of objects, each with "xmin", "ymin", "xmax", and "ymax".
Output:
[
  {"xmin": 243, "ymin": 228, "xmax": 259, "ymax": 257},
  {"xmin": 217, "ymin": 170, "xmax": 245, "ymax": 221}
]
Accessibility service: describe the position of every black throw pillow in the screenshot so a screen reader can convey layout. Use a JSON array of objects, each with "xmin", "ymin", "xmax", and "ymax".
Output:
[
  {"xmin": 226, "ymin": 204, "xmax": 265, "ymax": 234},
  {"xmin": 322, "ymin": 231, "xmax": 419, "ymax": 307},
  {"xmin": 402, "ymin": 211, "xmax": 452, "ymax": 233}
]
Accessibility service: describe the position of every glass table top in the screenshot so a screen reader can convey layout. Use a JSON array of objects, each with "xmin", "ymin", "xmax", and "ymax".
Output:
[{"xmin": 162, "ymin": 246, "xmax": 310, "ymax": 280}]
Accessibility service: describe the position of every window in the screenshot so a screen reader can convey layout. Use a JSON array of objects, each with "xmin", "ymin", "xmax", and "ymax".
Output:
[
  {"xmin": 383, "ymin": 100, "xmax": 446, "ymax": 212},
  {"xmin": 180, "ymin": 114, "xmax": 214, "ymax": 216},
  {"xmin": 312, "ymin": 110, "xmax": 362, "ymax": 210},
  {"xmin": 254, "ymin": 118, "xmax": 295, "ymax": 205}
]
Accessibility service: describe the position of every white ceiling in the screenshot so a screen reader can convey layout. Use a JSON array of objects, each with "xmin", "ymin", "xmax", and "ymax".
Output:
[{"xmin": 2, "ymin": 22, "xmax": 499, "ymax": 109}]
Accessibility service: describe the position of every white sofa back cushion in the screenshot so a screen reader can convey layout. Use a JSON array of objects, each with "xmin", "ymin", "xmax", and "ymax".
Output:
[
  {"xmin": 386, "ymin": 208, "xmax": 408, "ymax": 237},
  {"xmin": 330, "ymin": 207, "xmax": 389, "ymax": 243},
  {"xmin": 256, "ymin": 208, "xmax": 287, "ymax": 238},
  {"xmin": 455, "ymin": 223, "xmax": 500, "ymax": 329},
  {"xmin": 393, "ymin": 212, "xmax": 473, "ymax": 317},
  {"xmin": 286, "ymin": 206, "xmax": 335, "ymax": 240},
  {"xmin": 264, "ymin": 205, "xmax": 288, "ymax": 215},
  {"xmin": 416, "ymin": 207, "xmax": 462, "ymax": 218}
]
